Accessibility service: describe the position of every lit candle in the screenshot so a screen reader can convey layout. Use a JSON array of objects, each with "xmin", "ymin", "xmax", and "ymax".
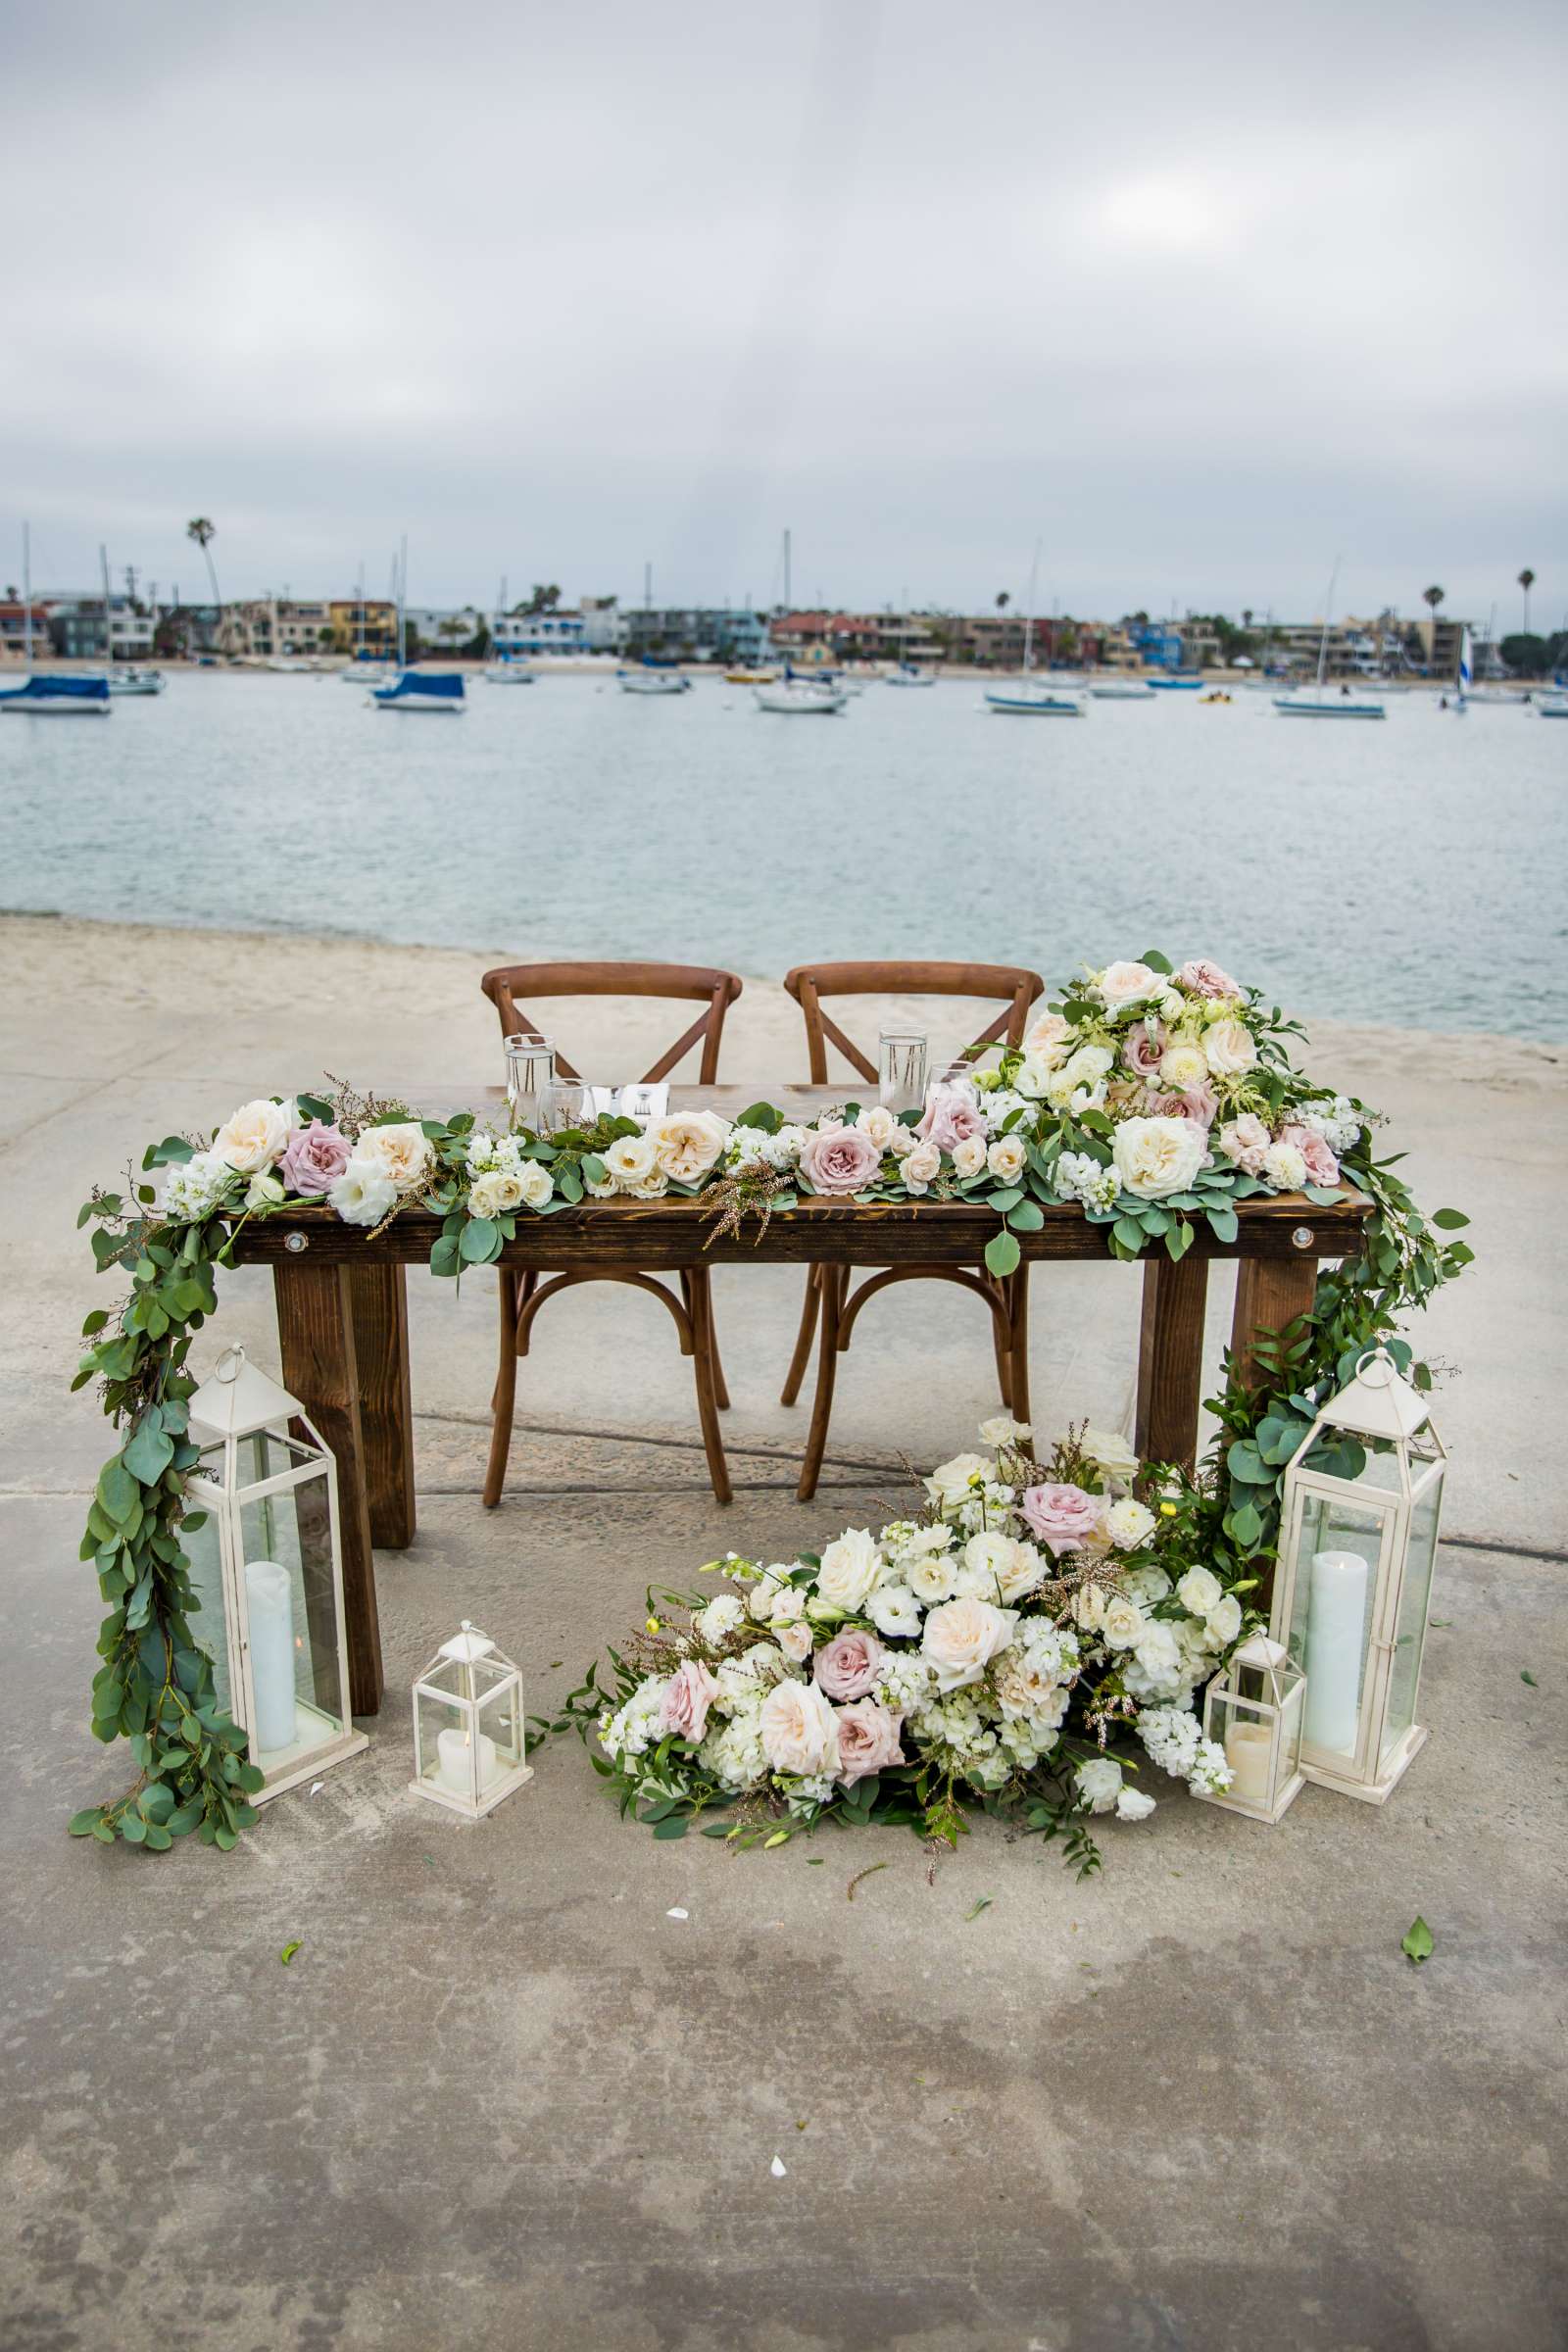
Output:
[
  {"xmin": 436, "ymin": 1727, "xmax": 499, "ymax": 1797},
  {"xmin": 1304, "ymin": 1548, "xmax": 1369, "ymax": 1756},
  {"xmin": 1224, "ymin": 1722, "xmax": 1273, "ymax": 1803},
  {"xmin": 245, "ymin": 1559, "xmax": 300, "ymax": 1754}
]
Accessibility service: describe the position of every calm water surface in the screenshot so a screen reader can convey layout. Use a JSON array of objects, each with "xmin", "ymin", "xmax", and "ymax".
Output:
[{"xmin": 1, "ymin": 670, "xmax": 1562, "ymax": 1037}]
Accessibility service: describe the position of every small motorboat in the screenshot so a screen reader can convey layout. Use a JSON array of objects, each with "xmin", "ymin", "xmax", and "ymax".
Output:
[
  {"xmin": 754, "ymin": 680, "xmax": 847, "ymax": 713},
  {"xmin": 725, "ymin": 667, "xmax": 775, "ymax": 684},
  {"xmin": 107, "ymin": 666, "xmax": 167, "ymax": 697},
  {"xmin": 484, "ymin": 662, "xmax": 536, "ymax": 685},
  {"xmin": 618, "ymin": 666, "xmax": 692, "ymax": 695},
  {"xmin": 1088, "ymin": 680, "xmax": 1156, "ymax": 699},
  {"xmin": 1537, "ymin": 695, "xmax": 1568, "ymax": 718},
  {"xmin": 1274, "ymin": 693, "xmax": 1386, "ymax": 719},
  {"xmin": 370, "ymin": 669, "xmax": 466, "ymax": 712},
  {"xmin": 1148, "ymin": 674, "xmax": 1204, "ymax": 692},
  {"xmin": 885, "ymin": 663, "xmax": 936, "ymax": 687},
  {"xmin": 0, "ymin": 672, "xmax": 112, "ymax": 715},
  {"xmin": 1200, "ymin": 690, "xmax": 1233, "ymax": 705},
  {"xmin": 985, "ymin": 682, "xmax": 1083, "ymax": 715}
]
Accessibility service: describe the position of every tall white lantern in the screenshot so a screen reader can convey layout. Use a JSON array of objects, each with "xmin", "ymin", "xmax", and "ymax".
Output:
[
  {"xmin": 410, "ymin": 1622, "xmax": 532, "ymax": 1820},
  {"xmin": 1271, "ymin": 1346, "xmax": 1446, "ymax": 1804},
  {"xmin": 180, "ymin": 1347, "xmax": 368, "ymax": 1801}
]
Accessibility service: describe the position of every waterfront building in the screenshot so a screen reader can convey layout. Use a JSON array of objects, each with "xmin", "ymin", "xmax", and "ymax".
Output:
[
  {"xmin": 578, "ymin": 596, "xmax": 625, "ymax": 655},
  {"xmin": 621, "ymin": 608, "xmax": 772, "ymax": 664},
  {"xmin": 492, "ymin": 609, "xmax": 588, "ymax": 658},
  {"xmin": 42, "ymin": 595, "xmax": 156, "ymax": 663},
  {"xmin": 405, "ymin": 607, "xmax": 486, "ymax": 655},
  {"xmin": 0, "ymin": 601, "xmax": 51, "ymax": 664},
  {"xmin": 327, "ymin": 599, "xmax": 397, "ymax": 658},
  {"xmin": 220, "ymin": 599, "xmax": 336, "ymax": 661}
]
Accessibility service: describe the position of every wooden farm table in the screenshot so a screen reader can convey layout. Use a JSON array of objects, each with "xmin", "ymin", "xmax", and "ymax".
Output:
[{"xmin": 223, "ymin": 1086, "xmax": 1371, "ymax": 1716}]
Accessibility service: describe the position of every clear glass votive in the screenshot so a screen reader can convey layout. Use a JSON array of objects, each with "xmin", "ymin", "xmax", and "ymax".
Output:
[
  {"xmin": 543, "ymin": 1077, "xmax": 597, "ymax": 1135},
  {"xmin": 504, "ymin": 1034, "xmax": 555, "ymax": 1131},
  {"xmin": 878, "ymin": 1029, "xmax": 928, "ymax": 1113}
]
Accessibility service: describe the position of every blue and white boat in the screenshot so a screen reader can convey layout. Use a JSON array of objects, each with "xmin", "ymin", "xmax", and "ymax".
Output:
[
  {"xmin": 1148, "ymin": 673, "xmax": 1204, "ymax": 691},
  {"xmin": 370, "ymin": 669, "xmax": 466, "ymax": 712},
  {"xmin": 985, "ymin": 683, "xmax": 1083, "ymax": 714},
  {"xmin": 1537, "ymin": 694, "xmax": 1568, "ymax": 718},
  {"xmin": 1089, "ymin": 679, "xmax": 1156, "ymax": 700},
  {"xmin": 885, "ymin": 662, "xmax": 936, "ymax": 687},
  {"xmin": 0, "ymin": 671, "xmax": 112, "ymax": 715},
  {"xmin": 1274, "ymin": 563, "xmax": 1385, "ymax": 719},
  {"xmin": 618, "ymin": 662, "xmax": 691, "ymax": 695}
]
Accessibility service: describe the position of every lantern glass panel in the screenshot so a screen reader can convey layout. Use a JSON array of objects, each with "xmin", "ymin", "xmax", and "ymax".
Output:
[
  {"xmin": 176, "ymin": 1504, "xmax": 230, "ymax": 1708},
  {"xmin": 236, "ymin": 1427, "xmax": 319, "ymax": 1485},
  {"xmin": 1209, "ymin": 1690, "xmax": 1276, "ymax": 1809},
  {"xmin": 236, "ymin": 1473, "xmax": 348, "ymax": 1763},
  {"xmin": 475, "ymin": 1676, "xmax": 526, "ymax": 1776},
  {"xmin": 1382, "ymin": 1475, "xmax": 1442, "ymax": 1763},
  {"xmin": 416, "ymin": 1688, "xmax": 512, "ymax": 1803},
  {"xmin": 1291, "ymin": 1494, "xmax": 1383, "ymax": 1762}
]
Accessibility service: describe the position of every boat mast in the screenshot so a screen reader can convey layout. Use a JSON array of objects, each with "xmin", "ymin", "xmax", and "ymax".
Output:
[
  {"xmin": 1023, "ymin": 539, "xmax": 1042, "ymax": 675},
  {"xmin": 1315, "ymin": 559, "xmax": 1340, "ymax": 697},
  {"xmin": 397, "ymin": 535, "xmax": 408, "ymax": 670},
  {"xmin": 22, "ymin": 524, "xmax": 32, "ymax": 672},
  {"xmin": 355, "ymin": 562, "xmax": 366, "ymax": 662},
  {"xmin": 783, "ymin": 529, "xmax": 791, "ymax": 612},
  {"xmin": 100, "ymin": 542, "xmax": 114, "ymax": 669}
]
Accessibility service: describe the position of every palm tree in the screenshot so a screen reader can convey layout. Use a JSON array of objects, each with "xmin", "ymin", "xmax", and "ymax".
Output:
[
  {"xmin": 1421, "ymin": 584, "xmax": 1445, "ymax": 674},
  {"xmin": 995, "ymin": 591, "xmax": 1010, "ymax": 612},
  {"xmin": 1241, "ymin": 608, "xmax": 1253, "ymax": 630},
  {"xmin": 1518, "ymin": 567, "xmax": 1536, "ymax": 635},
  {"xmin": 185, "ymin": 517, "xmax": 221, "ymax": 616}
]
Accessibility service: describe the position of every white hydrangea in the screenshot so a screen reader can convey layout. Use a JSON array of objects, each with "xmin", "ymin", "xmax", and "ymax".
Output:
[
  {"xmin": 725, "ymin": 1122, "xmax": 800, "ymax": 1174},
  {"xmin": 603, "ymin": 1675, "xmax": 666, "ymax": 1759},
  {"xmin": 699, "ymin": 1699, "xmax": 768, "ymax": 1791},
  {"xmin": 1299, "ymin": 1095, "xmax": 1361, "ymax": 1154},
  {"xmin": 875, "ymin": 1652, "xmax": 937, "ymax": 1713},
  {"xmin": 163, "ymin": 1150, "xmax": 239, "ymax": 1222}
]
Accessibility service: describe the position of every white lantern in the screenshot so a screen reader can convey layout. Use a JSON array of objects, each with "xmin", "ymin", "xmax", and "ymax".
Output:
[
  {"xmin": 410, "ymin": 1622, "xmax": 532, "ymax": 1820},
  {"xmin": 1195, "ymin": 1635, "xmax": 1305, "ymax": 1823},
  {"xmin": 1271, "ymin": 1346, "xmax": 1447, "ymax": 1803},
  {"xmin": 180, "ymin": 1347, "xmax": 368, "ymax": 1801}
]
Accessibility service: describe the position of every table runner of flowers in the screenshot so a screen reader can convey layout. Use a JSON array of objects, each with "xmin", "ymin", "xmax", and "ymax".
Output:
[{"xmin": 70, "ymin": 951, "xmax": 1472, "ymax": 1852}]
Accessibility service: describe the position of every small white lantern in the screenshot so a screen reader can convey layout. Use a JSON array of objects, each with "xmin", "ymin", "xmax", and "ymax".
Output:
[
  {"xmin": 410, "ymin": 1622, "xmax": 532, "ymax": 1820},
  {"xmin": 1196, "ymin": 1635, "xmax": 1305, "ymax": 1823},
  {"xmin": 181, "ymin": 1347, "xmax": 368, "ymax": 1801},
  {"xmin": 1271, "ymin": 1346, "xmax": 1447, "ymax": 1804}
]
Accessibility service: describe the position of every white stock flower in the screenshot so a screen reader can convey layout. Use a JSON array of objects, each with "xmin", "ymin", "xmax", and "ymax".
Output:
[
  {"xmin": 1202, "ymin": 1018, "xmax": 1257, "ymax": 1077},
  {"xmin": 1104, "ymin": 1497, "xmax": 1156, "ymax": 1551},
  {"xmin": 1075, "ymin": 1756, "xmax": 1124, "ymax": 1813},
  {"xmin": 330, "ymin": 1157, "xmax": 400, "ymax": 1227},
  {"xmin": 1176, "ymin": 1565, "xmax": 1224, "ymax": 1618},
  {"xmin": 353, "ymin": 1121, "xmax": 433, "ymax": 1196},
  {"xmin": 213, "ymin": 1098, "xmax": 292, "ymax": 1175},
  {"xmin": 866, "ymin": 1584, "xmax": 922, "ymax": 1640},
  {"xmin": 986, "ymin": 1134, "xmax": 1027, "ymax": 1183},
  {"xmin": 920, "ymin": 1596, "xmax": 1013, "ymax": 1691},
  {"xmin": 1112, "ymin": 1116, "xmax": 1207, "ymax": 1200},
  {"xmin": 164, "ymin": 1149, "xmax": 238, "ymax": 1221},
  {"xmin": 812, "ymin": 1529, "xmax": 884, "ymax": 1613}
]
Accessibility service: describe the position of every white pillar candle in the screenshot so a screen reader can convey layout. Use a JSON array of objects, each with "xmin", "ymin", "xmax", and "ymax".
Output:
[
  {"xmin": 1224, "ymin": 1722, "xmax": 1273, "ymax": 1804},
  {"xmin": 1303, "ymin": 1548, "xmax": 1370, "ymax": 1755},
  {"xmin": 436, "ymin": 1727, "xmax": 499, "ymax": 1797},
  {"xmin": 245, "ymin": 1558, "xmax": 299, "ymax": 1754}
]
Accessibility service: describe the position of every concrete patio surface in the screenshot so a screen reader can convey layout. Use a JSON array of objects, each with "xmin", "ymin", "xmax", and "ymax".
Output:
[{"xmin": 2, "ymin": 913, "xmax": 1564, "ymax": 2352}]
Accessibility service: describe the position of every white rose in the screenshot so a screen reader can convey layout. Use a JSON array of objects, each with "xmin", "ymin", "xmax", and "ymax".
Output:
[
  {"xmin": 1176, "ymin": 1565, "xmax": 1224, "ymax": 1618},
  {"xmin": 604, "ymin": 1133, "xmax": 657, "ymax": 1187},
  {"xmin": 1111, "ymin": 1116, "xmax": 1207, "ymax": 1200},
  {"xmin": 925, "ymin": 1451, "xmax": 991, "ymax": 1510},
  {"xmin": 1097, "ymin": 960, "xmax": 1160, "ymax": 1010},
  {"xmin": 1022, "ymin": 1010, "xmax": 1072, "ymax": 1066},
  {"xmin": 353, "ymin": 1121, "xmax": 433, "ymax": 1196},
  {"xmin": 906, "ymin": 1550, "xmax": 958, "ymax": 1605},
  {"xmin": 1099, "ymin": 1594, "xmax": 1148, "ymax": 1649},
  {"xmin": 515, "ymin": 1159, "xmax": 554, "ymax": 1208},
  {"xmin": 1075, "ymin": 1755, "xmax": 1124, "ymax": 1813},
  {"xmin": 1261, "ymin": 1140, "xmax": 1307, "ymax": 1193},
  {"xmin": 1202, "ymin": 1018, "xmax": 1257, "ymax": 1078},
  {"xmin": 1013, "ymin": 1051, "xmax": 1056, "ymax": 1101},
  {"xmin": 213, "ymin": 1098, "xmax": 292, "ymax": 1175},
  {"xmin": 1077, "ymin": 1426, "xmax": 1141, "ymax": 1485},
  {"xmin": 884, "ymin": 1122, "xmax": 916, "ymax": 1159},
  {"xmin": 1104, "ymin": 1498, "xmax": 1155, "ymax": 1551},
  {"xmin": 775, "ymin": 1620, "xmax": 813, "ymax": 1664},
  {"xmin": 244, "ymin": 1170, "xmax": 284, "ymax": 1209},
  {"xmin": 995, "ymin": 1540, "xmax": 1048, "ymax": 1603},
  {"xmin": 977, "ymin": 1413, "xmax": 1032, "ymax": 1447},
  {"xmin": 901, "ymin": 1140, "xmax": 941, "ymax": 1193},
  {"xmin": 646, "ymin": 1110, "xmax": 730, "ymax": 1185},
  {"xmin": 775, "ymin": 1123, "xmax": 811, "ymax": 1161},
  {"xmin": 951, "ymin": 1135, "xmax": 987, "ymax": 1179},
  {"xmin": 468, "ymin": 1167, "xmax": 524, "ymax": 1218},
  {"xmin": 1158, "ymin": 1041, "xmax": 1209, "ymax": 1093},
  {"xmin": 329, "ymin": 1157, "xmax": 400, "ymax": 1227},
  {"xmin": 854, "ymin": 1104, "xmax": 900, "ymax": 1150},
  {"xmin": 1205, "ymin": 1593, "xmax": 1243, "ymax": 1647},
  {"xmin": 759, "ymin": 1679, "xmax": 840, "ymax": 1776},
  {"xmin": 986, "ymin": 1135, "xmax": 1027, "ymax": 1183},
  {"xmin": 812, "ymin": 1529, "xmax": 883, "ymax": 1613},
  {"xmin": 866, "ymin": 1584, "xmax": 922, "ymax": 1640},
  {"xmin": 920, "ymin": 1596, "xmax": 1013, "ymax": 1691},
  {"xmin": 1154, "ymin": 986, "xmax": 1186, "ymax": 1025},
  {"xmin": 1116, "ymin": 1786, "xmax": 1156, "ymax": 1821}
]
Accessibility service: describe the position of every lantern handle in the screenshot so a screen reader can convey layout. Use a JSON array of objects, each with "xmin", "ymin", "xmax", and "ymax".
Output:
[
  {"xmin": 1352, "ymin": 1345, "xmax": 1399, "ymax": 1386},
  {"xmin": 214, "ymin": 1345, "xmax": 247, "ymax": 1385}
]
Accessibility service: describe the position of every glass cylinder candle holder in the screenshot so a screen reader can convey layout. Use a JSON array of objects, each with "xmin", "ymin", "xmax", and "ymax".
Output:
[
  {"xmin": 878, "ymin": 1030, "xmax": 928, "ymax": 1113},
  {"xmin": 504, "ymin": 1033, "xmax": 555, "ymax": 1132}
]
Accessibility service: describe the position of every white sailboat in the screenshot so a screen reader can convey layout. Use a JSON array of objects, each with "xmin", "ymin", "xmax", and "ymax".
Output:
[
  {"xmin": 0, "ymin": 525, "xmax": 111, "ymax": 714},
  {"xmin": 1275, "ymin": 564, "xmax": 1386, "ymax": 718},
  {"xmin": 885, "ymin": 662, "xmax": 936, "ymax": 687},
  {"xmin": 1089, "ymin": 679, "xmax": 1156, "ymax": 700},
  {"xmin": 485, "ymin": 574, "xmax": 535, "ymax": 682},
  {"xmin": 754, "ymin": 678, "xmax": 847, "ymax": 713},
  {"xmin": 985, "ymin": 543, "xmax": 1083, "ymax": 714}
]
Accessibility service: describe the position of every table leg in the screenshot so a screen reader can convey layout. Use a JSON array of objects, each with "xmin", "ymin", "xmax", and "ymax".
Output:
[
  {"xmin": 1230, "ymin": 1259, "xmax": 1319, "ymax": 1394},
  {"xmin": 346, "ymin": 1262, "xmax": 416, "ymax": 1548},
  {"xmin": 274, "ymin": 1259, "xmax": 385, "ymax": 1716},
  {"xmin": 797, "ymin": 1264, "xmax": 846, "ymax": 1502},
  {"xmin": 1134, "ymin": 1254, "xmax": 1210, "ymax": 1474},
  {"xmin": 1004, "ymin": 1266, "xmax": 1031, "ymax": 1429}
]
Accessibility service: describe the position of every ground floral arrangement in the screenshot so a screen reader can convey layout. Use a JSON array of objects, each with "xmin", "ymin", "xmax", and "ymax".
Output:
[
  {"xmin": 566, "ymin": 1419, "xmax": 1250, "ymax": 1875},
  {"xmin": 71, "ymin": 951, "xmax": 1472, "ymax": 1852}
]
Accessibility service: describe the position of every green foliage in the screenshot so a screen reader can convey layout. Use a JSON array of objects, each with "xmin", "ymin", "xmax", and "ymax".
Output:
[{"xmin": 1401, "ymin": 1916, "xmax": 1434, "ymax": 1965}]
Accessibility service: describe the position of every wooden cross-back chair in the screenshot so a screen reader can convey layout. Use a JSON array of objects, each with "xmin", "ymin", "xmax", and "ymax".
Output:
[
  {"xmin": 779, "ymin": 958, "xmax": 1047, "ymax": 1499},
  {"xmin": 478, "ymin": 960, "xmax": 744, "ymax": 1506}
]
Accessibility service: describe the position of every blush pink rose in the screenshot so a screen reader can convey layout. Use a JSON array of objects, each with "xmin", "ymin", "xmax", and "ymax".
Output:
[
  {"xmin": 915, "ymin": 1084, "xmax": 987, "ymax": 1153},
  {"xmin": 799, "ymin": 1123, "xmax": 882, "ymax": 1196},
  {"xmin": 812, "ymin": 1628, "xmax": 883, "ymax": 1701},
  {"xmin": 1020, "ymin": 1482, "xmax": 1105, "ymax": 1558},
  {"xmin": 1148, "ymin": 1083, "xmax": 1218, "ymax": 1128},
  {"xmin": 658, "ymin": 1658, "xmax": 722, "ymax": 1744},
  {"xmin": 278, "ymin": 1119, "xmax": 354, "ymax": 1197},
  {"xmin": 1214, "ymin": 1113, "xmax": 1270, "ymax": 1175},
  {"xmin": 1283, "ymin": 1123, "xmax": 1340, "ymax": 1187},
  {"xmin": 1122, "ymin": 1020, "xmax": 1166, "ymax": 1079},
  {"xmin": 833, "ymin": 1697, "xmax": 905, "ymax": 1786},
  {"xmin": 1179, "ymin": 957, "xmax": 1242, "ymax": 999}
]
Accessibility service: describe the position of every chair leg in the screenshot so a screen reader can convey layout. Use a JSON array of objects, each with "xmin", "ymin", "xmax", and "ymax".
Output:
[
  {"xmin": 682, "ymin": 1268, "xmax": 729, "ymax": 1407},
  {"xmin": 797, "ymin": 1265, "xmax": 846, "ymax": 1502},
  {"xmin": 1004, "ymin": 1266, "xmax": 1032, "ymax": 1428},
  {"xmin": 989, "ymin": 1277, "xmax": 1013, "ymax": 1407},
  {"xmin": 780, "ymin": 1265, "xmax": 821, "ymax": 1406},
  {"xmin": 686, "ymin": 1270, "xmax": 733, "ymax": 1505},
  {"xmin": 483, "ymin": 1271, "xmax": 520, "ymax": 1509}
]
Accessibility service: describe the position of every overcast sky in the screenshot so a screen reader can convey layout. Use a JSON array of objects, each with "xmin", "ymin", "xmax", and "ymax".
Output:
[{"xmin": 3, "ymin": 0, "xmax": 1563, "ymax": 624}]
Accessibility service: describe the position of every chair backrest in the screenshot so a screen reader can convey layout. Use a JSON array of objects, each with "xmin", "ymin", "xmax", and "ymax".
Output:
[
  {"xmin": 480, "ymin": 960, "xmax": 744, "ymax": 1085},
  {"xmin": 782, "ymin": 959, "xmax": 1046, "ymax": 1084}
]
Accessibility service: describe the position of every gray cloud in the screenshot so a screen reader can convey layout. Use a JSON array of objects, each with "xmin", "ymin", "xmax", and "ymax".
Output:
[{"xmin": 3, "ymin": 0, "xmax": 1563, "ymax": 624}]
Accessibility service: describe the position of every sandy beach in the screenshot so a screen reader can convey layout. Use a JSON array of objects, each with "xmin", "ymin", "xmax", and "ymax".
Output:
[{"xmin": 3, "ymin": 909, "xmax": 1564, "ymax": 2349}]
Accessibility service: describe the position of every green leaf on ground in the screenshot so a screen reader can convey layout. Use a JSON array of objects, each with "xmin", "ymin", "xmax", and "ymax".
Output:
[
  {"xmin": 280, "ymin": 1940, "xmax": 303, "ymax": 1965},
  {"xmin": 964, "ymin": 1896, "xmax": 994, "ymax": 1922},
  {"xmin": 1401, "ymin": 1916, "xmax": 1434, "ymax": 1966},
  {"xmin": 1520, "ymin": 1670, "xmax": 1539, "ymax": 1687},
  {"xmin": 847, "ymin": 1861, "xmax": 889, "ymax": 1902}
]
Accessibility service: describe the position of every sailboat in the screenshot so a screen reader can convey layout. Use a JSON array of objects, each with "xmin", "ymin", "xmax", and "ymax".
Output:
[
  {"xmin": 1275, "ymin": 564, "xmax": 1386, "ymax": 718},
  {"xmin": 885, "ymin": 662, "xmax": 936, "ymax": 687},
  {"xmin": 485, "ymin": 574, "xmax": 535, "ymax": 682},
  {"xmin": 0, "ymin": 525, "xmax": 111, "ymax": 714},
  {"xmin": 341, "ymin": 564, "xmax": 390, "ymax": 683},
  {"xmin": 754, "ymin": 676, "xmax": 847, "ymax": 712},
  {"xmin": 1089, "ymin": 678, "xmax": 1156, "ymax": 700},
  {"xmin": 371, "ymin": 538, "xmax": 466, "ymax": 712},
  {"xmin": 985, "ymin": 544, "xmax": 1083, "ymax": 714}
]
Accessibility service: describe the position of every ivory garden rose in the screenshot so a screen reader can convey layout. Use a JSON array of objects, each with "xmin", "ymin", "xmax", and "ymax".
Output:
[
  {"xmin": 759, "ymin": 1680, "xmax": 840, "ymax": 1778},
  {"xmin": 647, "ymin": 1110, "xmax": 730, "ymax": 1185},
  {"xmin": 214, "ymin": 1098, "xmax": 292, "ymax": 1175},
  {"xmin": 1111, "ymin": 1115, "xmax": 1208, "ymax": 1200},
  {"xmin": 353, "ymin": 1121, "xmax": 434, "ymax": 1195}
]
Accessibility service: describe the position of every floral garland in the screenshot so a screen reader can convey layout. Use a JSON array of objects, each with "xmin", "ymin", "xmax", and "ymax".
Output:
[
  {"xmin": 72, "ymin": 952, "xmax": 1472, "ymax": 1852},
  {"xmin": 565, "ymin": 1419, "xmax": 1247, "ymax": 1874}
]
